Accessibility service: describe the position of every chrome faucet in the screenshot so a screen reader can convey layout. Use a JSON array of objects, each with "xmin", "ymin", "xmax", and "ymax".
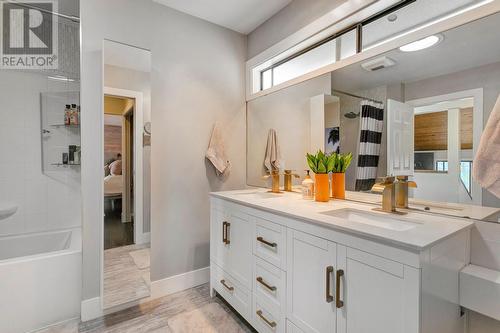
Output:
[
  {"xmin": 371, "ymin": 177, "xmax": 397, "ymax": 213},
  {"xmin": 395, "ymin": 176, "xmax": 417, "ymax": 209}
]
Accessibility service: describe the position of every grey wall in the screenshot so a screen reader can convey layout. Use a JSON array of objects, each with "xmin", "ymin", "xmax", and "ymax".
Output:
[
  {"xmin": 247, "ymin": 0, "xmax": 346, "ymax": 59},
  {"xmin": 104, "ymin": 64, "xmax": 152, "ymax": 233},
  {"xmin": 404, "ymin": 61, "xmax": 500, "ymax": 209},
  {"xmin": 81, "ymin": 0, "xmax": 246, "ymax": 301}
]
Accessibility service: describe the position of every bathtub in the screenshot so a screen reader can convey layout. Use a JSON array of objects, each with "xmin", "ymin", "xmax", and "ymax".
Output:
[{"xmin": 0, "ymin": 228, "xmax": 82, "ymax": 333}]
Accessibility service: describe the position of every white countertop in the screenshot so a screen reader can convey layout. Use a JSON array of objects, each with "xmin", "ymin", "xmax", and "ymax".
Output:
[{"xmin": 210, "ymin": 188, "xmax": 474, "ymax": 251}]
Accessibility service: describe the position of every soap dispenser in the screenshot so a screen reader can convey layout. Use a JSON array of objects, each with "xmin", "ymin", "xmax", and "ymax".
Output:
[{"xmin": 301, "ymin": 170, "xmax": 314, "ymax": 200}]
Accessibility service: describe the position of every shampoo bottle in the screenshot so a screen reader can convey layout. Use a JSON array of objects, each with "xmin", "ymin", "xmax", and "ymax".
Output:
[{"xmin": 64, "ymin": 104, "xmax": 71, "ymax": 125}]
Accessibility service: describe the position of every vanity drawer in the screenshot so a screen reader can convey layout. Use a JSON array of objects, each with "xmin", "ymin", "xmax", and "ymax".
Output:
[
  {"xmin": 211, "ymin": 262, "xmax": 251, "ymax": 322},
  {"xmin": 254, "ymin": 217, "xmax": 287, "ymax": 270},
  {"xmin": 254, "ymin": 256, "xmax": 286, "ymax": 314},
  {"xmin": 253, "ymin": 294, "xmax": 285, "ymax": 333}
]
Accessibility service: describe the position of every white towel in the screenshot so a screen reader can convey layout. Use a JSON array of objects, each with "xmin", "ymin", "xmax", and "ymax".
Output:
[
  {"xmin": 264, "ymin": 129, "xmax": 282, "ymax": 172},
  {"xmin": 206, "ymin": 122, "xmax": 230, "ymax": 177},
  {"xmin": 473, "ymin": 94, "xmax": 500, "ymax": 198}
]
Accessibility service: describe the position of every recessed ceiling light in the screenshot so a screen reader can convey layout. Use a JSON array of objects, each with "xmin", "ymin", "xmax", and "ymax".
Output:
[{"xmin": 399, "ymin": 34, "xmax": 443, "ymax": 52}]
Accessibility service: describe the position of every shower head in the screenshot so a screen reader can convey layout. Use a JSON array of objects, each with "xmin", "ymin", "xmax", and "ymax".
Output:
[{"xmin": 344, "ymin": 112, "xmax": 359, "ymax": 119}]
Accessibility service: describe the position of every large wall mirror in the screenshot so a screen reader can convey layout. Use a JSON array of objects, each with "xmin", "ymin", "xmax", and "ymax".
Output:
[{"xmin": 247, "ymin": 11, "xmax": 500, "ymax": 222}]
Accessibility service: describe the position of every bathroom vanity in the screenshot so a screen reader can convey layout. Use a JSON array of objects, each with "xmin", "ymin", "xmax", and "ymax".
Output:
[{"xmin": 210, "ymin": 189, "xmax": 473, "ymax": 333}]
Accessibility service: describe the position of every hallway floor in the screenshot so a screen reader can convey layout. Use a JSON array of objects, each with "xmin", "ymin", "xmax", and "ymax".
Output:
[
  {"xmin": 104, "ymin": 204, "xmax": 134, "ymax": 250},
  {"xmin": 103, "ymin": 243, "xmax": 151, "ymax": 309},
  {"xmin": 37, "ymin": 284, "xmax": 254, "ymax": 333}
]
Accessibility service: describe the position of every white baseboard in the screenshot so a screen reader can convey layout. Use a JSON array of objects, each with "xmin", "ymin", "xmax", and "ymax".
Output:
[
  {"xmin": 151, "ymin": 266, "xmax": 210, "ymax": 299},
  {"xmin": 81, "ymin": 297, "xmax": 102, "ymax": 322},
  {"xmin": 138, "ymin": 232, "xmax": 151, "ymax": 245}
]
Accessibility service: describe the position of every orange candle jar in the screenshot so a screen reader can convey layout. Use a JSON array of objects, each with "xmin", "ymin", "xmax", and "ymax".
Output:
[
  {"xmin": 331, "ymin": 173, "xmax": 346, "ymax": 199},
  {"xmin": 314, "ymin": 173, "xmax": 330, "ymax": 202}
]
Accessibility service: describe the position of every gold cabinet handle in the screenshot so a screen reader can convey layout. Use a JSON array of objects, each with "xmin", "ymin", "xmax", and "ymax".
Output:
[
  {"xmin": 326, "ymin": 266, "xmax": 334, "ymax": 303},
  {"xmin": 222, "ymin": 222, "xmax": 231, "ymax": 245},
  {"xmin": 222, "ymin": 221, "xmax": 227, "ymax": 244},
  {"xmin": 220, "ymin": 279, "xmax": 234, "ymax": 291},
  {"xmin": 336, "ymin": 269, "xmax": 344, "ymax": 308},
  {"xmin": 256, "ymin": 310, "xmax": 277, "ymax": 328},
  {"xmin": 256, "ymin": 276, "xmax": 277, "ymax": 291},
  {"xmin": 225, "ymin": 222, "xmax": 231, "ymax": 244},
  {"xmin": 257, "ymin": 236, "xmax": 277, "ymax": 248}
]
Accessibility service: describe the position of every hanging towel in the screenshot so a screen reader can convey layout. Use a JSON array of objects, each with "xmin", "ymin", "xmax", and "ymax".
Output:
[
  {"xmin": 206, "ymin": 122, "xmax": 230, "ymax": 177},
  {"xmin": 473, "ymin": 94, "xmax": 500, "ymax": 198},
  {"xmin": 264, "ymin": 129, "xmax": 282, "ymax": 172},
  {"xmin": 355, "ymin": 100, "xmax": 385, "ymax": 191}
]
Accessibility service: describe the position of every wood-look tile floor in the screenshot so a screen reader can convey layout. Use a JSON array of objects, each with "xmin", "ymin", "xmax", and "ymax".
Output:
[
  {"xmin": 103, "ymin": 244, "xmax": 151, "ymax": 309},
  {"xmin": 37, "ymin": 284, "xmax": 255, "ymax": 333}
]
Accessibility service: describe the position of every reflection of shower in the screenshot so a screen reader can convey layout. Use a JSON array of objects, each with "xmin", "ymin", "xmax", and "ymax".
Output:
[
  {"xmin": 344, "ymin": 111, "xmax": 359, "ymax": 119},
  {"xmin": 333, "ymin": 89, "xmax": 383, "ymax": 120}
]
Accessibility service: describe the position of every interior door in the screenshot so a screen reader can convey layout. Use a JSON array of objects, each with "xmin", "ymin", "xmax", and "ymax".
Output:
[
  {"xmin": 336, "ymin": 246, "xmax": 420, "ymax": 333},
  {"xmin": 287, "ymin": 229, "xmax": 337, "ymax": 333},
  {"xmin": 387, "ymin": 99, "xmax": 414, "ymax": 176}
]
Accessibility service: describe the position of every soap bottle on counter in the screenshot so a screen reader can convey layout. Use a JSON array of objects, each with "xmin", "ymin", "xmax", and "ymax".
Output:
[{"xmin": 301, "ymin": 170, "xmax": 314, "ymax": 200}]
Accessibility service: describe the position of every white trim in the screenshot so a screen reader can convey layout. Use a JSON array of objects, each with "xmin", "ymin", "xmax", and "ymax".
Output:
[
  {"xmin": 81, "ymin": 297, "xmax": 102, "ymax": 322},
  {"xmin": 141, "ymin": 232, "xmax": 151, "ymax": 244},
  {"xmin": 103, "ymin": 86, "xmax": 146, "ymax": 245},
  {"xmin": 246, "ymin": 0, "xmax": 500, "ymax": 101},
  {"xmin": 151, "ymin": 267, "xmax": 210, "ymax": 299},
  {"xmin": 406, "ymin": 88, "xmax": 483, "ymax": 206}
]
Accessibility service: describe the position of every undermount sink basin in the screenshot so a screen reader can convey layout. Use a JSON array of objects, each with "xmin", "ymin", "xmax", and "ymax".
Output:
[
  {"xmin": 0, "ymin": 202, "xmax": 18, "ymax": 221},
  {"xmin": 320, "ymin": 208, "xmax": 420, "ymax": 231}
]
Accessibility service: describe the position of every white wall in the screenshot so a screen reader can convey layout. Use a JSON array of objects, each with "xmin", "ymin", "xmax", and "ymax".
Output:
[
  {"xmin": 0, "ymin": 71, "xmax": 81, "ymax": 236},
  {"xmin": 80, "ymin": 0, "xmax": 246, "ymax": 304},
  {"xmin": 104, "ymin": 64, "xmax": 151, "ymax": 233},
  {"xmin": 247, "ymin": 0, "xmax": 346, "ymax": 59}
]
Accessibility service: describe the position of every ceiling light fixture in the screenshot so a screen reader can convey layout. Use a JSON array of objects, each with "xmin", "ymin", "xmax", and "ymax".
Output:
[{"xmin": 399, "ymin": 34, "xmax": 443, "ymax": 52}]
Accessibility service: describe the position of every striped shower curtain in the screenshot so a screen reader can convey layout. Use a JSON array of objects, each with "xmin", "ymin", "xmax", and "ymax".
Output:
[{"xmin": 355, "ymin": 100, "xmax": 385, "ymax": 191}]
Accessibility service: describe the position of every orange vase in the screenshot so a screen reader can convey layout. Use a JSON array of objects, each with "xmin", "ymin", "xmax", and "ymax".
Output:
[
  {"xmin": 331, "ymin": 173, "xmax": 346, "ymax": 199},
  {"xmin": 314, "ymin": 173, "xmax": 330, "ymax": 202}
]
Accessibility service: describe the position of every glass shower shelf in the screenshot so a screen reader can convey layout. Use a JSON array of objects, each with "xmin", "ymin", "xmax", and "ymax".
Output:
[
  {"xmin": 49, "ymin": 124, "xmax": 80, "ymax": 128},
  {"xmin": 51, "ymin": 163, "xmax": 81, "ymax": 166}
]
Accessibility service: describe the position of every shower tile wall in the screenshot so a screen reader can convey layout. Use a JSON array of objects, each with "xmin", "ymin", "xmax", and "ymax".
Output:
[{"xmin": 0, "ymin": 70, "xmax": 81, "ymax": 236}]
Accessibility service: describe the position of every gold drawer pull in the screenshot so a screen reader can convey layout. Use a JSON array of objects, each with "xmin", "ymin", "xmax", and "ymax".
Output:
[
  {"xmin": 256, "ymin": 276, "xmax": 277, "ymax": 291},
  {"xmin": 256, "ymin": 310, "xmax": 277, "ymax": 328},
  {"xmin": 336, "ymin": 269, "xmax": 344, "ymax": 308},
  {"xmin": 222, "ymin": 221, "xmax": 227, "ymax": 244},
  {"xmin": 220, "ymin": 279, "xmax": 234, "ymax": 291},
  {"xmin": 222, "ymin": 222, "xmax": 231, "ymax": 245},
  {"xmin": 257, "ymin": 236, "xmax": 277, "ymax": 248},
  {"xmin": 326, "ymin": 266, "xmax": 334, "ymax": 303}
]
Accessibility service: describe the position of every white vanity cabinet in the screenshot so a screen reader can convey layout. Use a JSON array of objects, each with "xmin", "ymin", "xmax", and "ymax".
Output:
[
  {"xmin": 336, "ymin": 246, "xmax": 420, "ymax": 333},
  {"xmin": 286, "ymin": 229, "xmax": 337, "ymax": 333},
  {"xmin": 210, "ymin": 194, "xmax": 470, "ymax": 333}
]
